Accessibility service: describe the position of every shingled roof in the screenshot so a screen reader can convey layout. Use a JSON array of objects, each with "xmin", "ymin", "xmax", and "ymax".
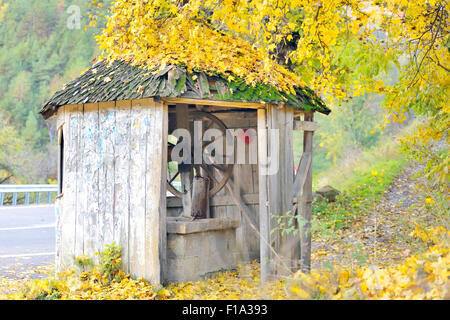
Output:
[{"xmin": 40, "ymin": 59, "xmax": 330, "ymax": 118}]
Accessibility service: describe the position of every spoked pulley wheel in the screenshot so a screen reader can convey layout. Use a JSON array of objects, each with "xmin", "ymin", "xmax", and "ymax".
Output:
[{"xmin": 167, "ymin": 111, "xmax": 233, "ymax": 198}]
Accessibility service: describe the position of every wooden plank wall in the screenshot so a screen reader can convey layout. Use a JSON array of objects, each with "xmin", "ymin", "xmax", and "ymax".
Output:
[{"xmin": 57, "ymin": 98, "xmax": 168, "ymax": 284}]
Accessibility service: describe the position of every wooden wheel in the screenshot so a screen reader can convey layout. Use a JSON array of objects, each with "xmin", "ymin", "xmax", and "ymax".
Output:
[{"xmin": 167, "ymin": 111, "xmax": 233, "ymax": 198}]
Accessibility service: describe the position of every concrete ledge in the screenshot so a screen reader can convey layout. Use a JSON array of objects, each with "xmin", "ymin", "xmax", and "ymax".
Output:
[
  {"xmin": 167, "ymin": 217, "xmax": 240, "ymax": 234},
  {"xmin": 165, "ymin": 220, "xmax": 240, "ymax": 283}
]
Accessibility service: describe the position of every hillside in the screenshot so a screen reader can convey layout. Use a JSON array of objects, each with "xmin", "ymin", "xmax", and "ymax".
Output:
[{"xmin": 0, "ymin": 0, "xmax": 104, "ymax": 183}]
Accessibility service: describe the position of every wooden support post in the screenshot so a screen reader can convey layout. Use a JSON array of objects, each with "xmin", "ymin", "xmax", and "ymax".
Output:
[
  {"xmin": 280, "ymin": 107, "xmax": 295, "ymax": 273},
  {"xmin": 257, "ymin": 108, "xmax": 270, "ymax": 283},
  {"xmin": 144, "ymin": 99, "xmax": 168, "ymax": 284},
  {"xmin": 191, "ymin": 176, "xmax": 210, "ymax": 219},
  {"xmin": 267, "ymin": 105, "xmax": 295, "ymax": 275},
  {"xmin": 175, "ymin": 104, "xmax": 193, "ymax": 217},
  {"xmin": 158, "ymin": 102, "xmax": 169, "ymax": 283},
  {"xmin": 267, "ymin": 105, "xmax": 281, "ymax": 259},
  {"xmin": 300, "ymin": 111, "xmax": 314, "ymax": 273}
]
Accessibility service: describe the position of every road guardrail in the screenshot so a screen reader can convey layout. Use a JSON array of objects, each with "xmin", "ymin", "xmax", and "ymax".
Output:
[{"xmin": 0, "ymin": 185, "xmax": 58, "ymax": 206}]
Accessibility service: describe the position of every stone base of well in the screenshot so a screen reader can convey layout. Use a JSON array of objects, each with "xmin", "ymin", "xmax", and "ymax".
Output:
[{"xmin": 166, "ymin": 217, "xmax": 240, "ymax": 283}]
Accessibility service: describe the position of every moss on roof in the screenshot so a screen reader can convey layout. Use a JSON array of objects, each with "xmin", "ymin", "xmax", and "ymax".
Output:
[{"xmin": 40, "ymin": 60, "xmax": 330, "ymax": 118}]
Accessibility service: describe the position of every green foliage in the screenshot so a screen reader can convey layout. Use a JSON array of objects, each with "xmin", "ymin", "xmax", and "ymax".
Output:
[
  {"xmin": 97, "ymin": 242, "xmax": 123, "ymax": 283},
  {"xmin": 0, "ymin": 0, "xmax": 107, "ymax": 183},
  {"xmin": 315, "ymin": 95, "xmax": 385, "ymax": 163},
  {"xmin": 0, "ymin": 111, "xmax": 54, "ymax": 184},
  {"xmin": 311, "ymin": 131, "xmax": 410, "ymax": 238},
  {"xmin": 399, "ymin": 118, "xmax": 449, "ymax": 189}
]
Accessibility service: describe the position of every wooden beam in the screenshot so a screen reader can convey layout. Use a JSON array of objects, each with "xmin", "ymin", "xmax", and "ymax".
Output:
[
  {"xmin": 294, "ymin": 120, "xmax": 319, "ymax": 132},
  {"xmin": 257, "ymin": 108, "xmax": 270, "ymax": 283},
  {"xmin": 158, "ymin": 101, "xmax": 169, "ymax": 283},
  {"xmin": 191, "ymin": 176, "xmax": 210, "ymax": 219},
  {"xmin": 175, "ymin": 104, "xmax": 193, "ymax": 218},
  {"xmin": 267, "ymin": 105, "xmax": 281, "ymax": 262},
  {"xmin": 300, "ymin": 112, "xmax": 314, "ymax": 273},
  {"xmin": 162, "ymin": 97, "xmax": 267, "ymax": 109},
  {"xmin": 166, "ymin": 193, "xmax": 259, "ymax": 208},
  {"xmin": 280, "ymin": 107, "xmax": 295, "ymax": 273},
  {"xmin": 209, "ymin": 111, "xmax": 257, "ymax": 119},
  {"xmin": 292, "ymin": 152, "xmax": 312, "ymax": 197}
]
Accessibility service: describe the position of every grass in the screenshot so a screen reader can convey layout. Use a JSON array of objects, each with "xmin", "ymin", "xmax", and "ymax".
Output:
[{"xmin": 309, "ymin": 121, "xmax": 420, "ymax": 238}]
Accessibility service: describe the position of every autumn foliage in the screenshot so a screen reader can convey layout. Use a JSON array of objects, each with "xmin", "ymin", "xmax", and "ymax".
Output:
[
  {"xmin": 93, "ymin": 1, "xmax": 448, "ymax": 178},
  {"xmin": 1, "ymin": 222, "xmax": 448, "ymax": 300}
]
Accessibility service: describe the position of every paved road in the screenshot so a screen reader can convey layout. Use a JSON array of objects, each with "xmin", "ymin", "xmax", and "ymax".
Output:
[{"xmin": 0, "ymin": 205, "xmax": 55, "ymax": 278}]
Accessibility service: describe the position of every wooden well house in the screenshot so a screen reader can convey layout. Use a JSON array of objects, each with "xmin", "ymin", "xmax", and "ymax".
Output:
[{"xmin": 40, "ymin": 60, "xmax": 330, "ymax": 284}]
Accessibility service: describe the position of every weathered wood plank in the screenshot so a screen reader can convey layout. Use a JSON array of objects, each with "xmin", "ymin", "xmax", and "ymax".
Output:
[
  {"xmin": 293, "ymin": 152, "xmax": 312, "ymax": 198},
  {"xmin": 162, "ymin": 97, "xmax": 267, "ymax": 109},
  {"xmin": 175, "ymin": 104, "xmax": 192, "ymax": 217},
  {"xmin": 211, "ymin": 111, "xmax": 257, "ymax": 121},
  {"xmin": 267, "ymin": 105, "xmax": 282, "ymax": 259},
  {"xmin": 61, "ymin": 105, "xmax": 79, "ymax": 267},
  {"xmin": 236, "ymin": 164, "xmax": 254, "ymax": 194},
  {"xmin": 300, "ymin": 112, "xmax": 314, "ymax": 273},
  {"xmin": 129, "ymin": 100, "xmax": 148, "ymax": 278},
  {"xmin": 144, "ymin": 99, "xmax": 167, "ymax": 283},
  {"xmin": 257, "ymin": 108, "xmax": 270, "ymax": 283},
  {"xmin": 74, "ymin": 104, "xmax": 84, "ymax": 259},
  {"xmin": 98, "ymin": 101, "xmax": 116, "ymax": 252},
  {"xmin": 113, "ymin": 100, "xmax": 131, "ymax": 273},
  {"xmin": 252, "ymin": 162, "xmax": 259, "ymax": 194},
  {"xmin": 55, "ymin": 106, "xmax": 65, "ymax": 270},
  {"xmin": 294, "ymin": 120, "xmax": 318, "ymax": 132},
  {"xmin": 280, "ymin": 107, "xmax": 295, "ymax": 272},
  {"xmin": 82, "ymin": 103, "xmax": 100, "ymax": 260},
  {"xmin": 159, "ymin": 102, "xmax": 169, "ymax": 283},
  {"xmin": 167, "ymin": 193, "xmax": 259, "ymax": 208},
  {"xmin": 191, "ymin": 176, "xmax": 210, "ymax": 219}
]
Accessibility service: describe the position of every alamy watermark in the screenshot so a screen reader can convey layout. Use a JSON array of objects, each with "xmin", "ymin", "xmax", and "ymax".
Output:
[{"xmin": 66, "ymin": 5, "xmax": 81, "ymax": 30}]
